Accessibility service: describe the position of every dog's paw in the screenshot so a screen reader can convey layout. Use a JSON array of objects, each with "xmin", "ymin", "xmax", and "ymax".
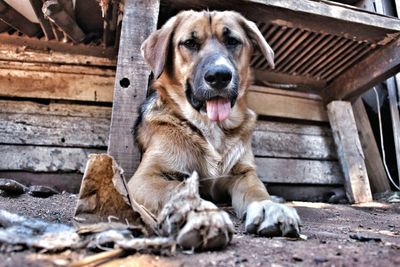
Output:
[
  {"xmin": 245, "ymin": 200, "xmax": 300, "ymax": 237},
  {"xmin": 176, "ymin": 200, "xmax": 234, "ymax": 251},
  {"xmin": 158, "ymin": 172, "xmax": 233, "ymax": 251}
]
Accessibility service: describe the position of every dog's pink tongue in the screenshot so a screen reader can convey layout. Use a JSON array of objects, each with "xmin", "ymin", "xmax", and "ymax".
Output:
[{"xmin": 206, "ymin": 98, "xmax": 231, "ymax": 121}]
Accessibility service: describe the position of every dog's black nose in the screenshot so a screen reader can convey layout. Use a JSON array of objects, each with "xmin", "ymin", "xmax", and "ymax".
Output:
[{"xmin": 204, "ymin": 66, "xmax": 232, "ymax": 89}]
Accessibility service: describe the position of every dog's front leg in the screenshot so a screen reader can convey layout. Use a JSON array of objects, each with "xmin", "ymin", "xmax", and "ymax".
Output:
[
  {"xmin": 229, "ymin": 168, "xmax": 301, "ymax": 237},
  {"xmin": 127, "ymin": 159, "xmax": 181, "ymax": 216}
]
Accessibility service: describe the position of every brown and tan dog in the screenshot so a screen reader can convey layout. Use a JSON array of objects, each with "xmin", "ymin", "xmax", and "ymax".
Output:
[{"xmin": 128, "ymin": 10, "xmax": 300, "ymax": 249}]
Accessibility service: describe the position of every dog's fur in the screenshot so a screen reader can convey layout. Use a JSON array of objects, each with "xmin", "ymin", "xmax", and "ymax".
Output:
[{"xmin": 128, "ymin": 10, "xmax": 300, "ymax": 238}]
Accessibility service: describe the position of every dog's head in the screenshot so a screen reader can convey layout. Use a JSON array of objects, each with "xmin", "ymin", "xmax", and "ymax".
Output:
[{"xmin": 141, "ymin": 10, "xmax": 274, "ymax": 122}]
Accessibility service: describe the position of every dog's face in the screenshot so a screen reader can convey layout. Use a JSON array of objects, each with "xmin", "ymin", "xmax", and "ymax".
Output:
[{"xmin": 141, "ymin": 11, "xmax": 274, "ymax": 122}]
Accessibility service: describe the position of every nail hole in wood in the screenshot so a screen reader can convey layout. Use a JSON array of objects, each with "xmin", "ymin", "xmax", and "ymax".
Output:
[{"xmin": 120, "ymin": 78, "xmax": 130, "ymax": 88}]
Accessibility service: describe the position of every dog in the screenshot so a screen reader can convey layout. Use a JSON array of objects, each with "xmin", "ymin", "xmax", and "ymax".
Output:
[{"xmin": 128, "ymin": 10, "xmax": 300, "ymax": 248}]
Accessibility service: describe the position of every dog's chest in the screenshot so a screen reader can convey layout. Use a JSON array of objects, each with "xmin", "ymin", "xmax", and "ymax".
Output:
[{"xmin": 195, "ymin": 121, "xmax": 245, "ymax": 176}]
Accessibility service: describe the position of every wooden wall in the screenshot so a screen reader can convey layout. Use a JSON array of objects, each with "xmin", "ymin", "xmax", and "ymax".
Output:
[
  {"xmin": 0, "ymin": 46, "xmax": 343, "ymax": 198},
  {"xmin": 247, "ymin": 86, "xmax": 344, "ymax": 200},
  {"xmin": 0, "ymin": 49, "xmax": 344, "ymax": 198},
  {"xmin": 0, "ymin": 48, "xmax": 115, "ymax": 192}
]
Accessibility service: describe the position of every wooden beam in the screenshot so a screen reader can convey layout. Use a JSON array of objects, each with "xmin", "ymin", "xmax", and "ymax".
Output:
[
  {"xmin": 253, "ymin": 69, "xmax": 327, "ymax": 92},
  {"xmin": 0, "ymin": 100, "xmax": 110, "ymax": 148},
  {"xmin": 0, "ymin": 64, "xmax": 114, "ymax": 102},
  {"xmin": 327, "ymin": 101, "xmax": 373, "ymax": 203},
  {"xmin": 42, "ymin": 0, "xmax": 85, "ymax": 43},
  {"xmin": 164, "ymin": 0, "xmax": 400, "ymax": 43},
  {"xmin": 0, "ymin": 145, "xmax": 103, "ymax": 173},
  {"xmin": 255, "ymin": 157, "xmax": 343, "ymax": 185},
  {"xmin": 352, "ymin": 98, "xmax": 390, "ymax": 193},
  {"xmin": 0, "ymin": 43, "xmax": 116, "ymax": 66},
  {"xmin": 0, "ymin": 0, "xmax": 41, "ymax": 37},
  {"xmin": 324, "ymin": 37, "xmax": 400, "ymax": 102},
  {"xmin": 29, "ymin": 0, "xmax": 55, "ymax": 40},
  {"xmin": 253, "ymin": 120, "xmax": 337, "ymax": 160},
  {"xmin": 107, "ymin": 0, "xmax": 160, "ymax": 178},
  {"xmin": 247, "ymin": 86, "xmax": 328, "ymax": 122}
]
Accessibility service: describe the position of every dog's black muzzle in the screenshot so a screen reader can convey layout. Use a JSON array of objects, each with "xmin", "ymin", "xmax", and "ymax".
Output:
[{"xmin": 185, "ymin": 54, "xmax": 239, "ymax": 112}]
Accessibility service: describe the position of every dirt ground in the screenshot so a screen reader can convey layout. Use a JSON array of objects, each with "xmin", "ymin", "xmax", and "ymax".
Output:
[{"xmin": 0, "ymin": 192, "xmax": 399, "ymax": 267}]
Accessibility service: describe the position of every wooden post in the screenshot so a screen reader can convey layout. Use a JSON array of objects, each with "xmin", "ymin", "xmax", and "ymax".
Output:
[
  {"xmin": 387, "ymin": 77, "xmax": 400, "ymax": 183},
  {"xmin": 352, "ymin": 98, "xmax": 390, "ymax": 193},
  {"xmin": 107, "ymin": 0, "xmax": 160, "ymax": 179},
  {"xmin": 42, "ymin": 1, "xmax": 85, "ymax": 43},
  {"xmin": 29, "ymin": 0, "xmax": 55, "ymax": 40},
  {"xmin": 327, "ymin": 101, "xmax": 373, "ymax": 203},
  {"xmin": 0, "ymin": 0, "xmax": 41, "ymax": 37}
]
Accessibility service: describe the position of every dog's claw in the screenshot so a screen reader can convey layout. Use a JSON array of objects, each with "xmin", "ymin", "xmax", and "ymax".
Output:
[{"xmin": 245, "ymin": 200, "xmax": 301, "ymax": 238}]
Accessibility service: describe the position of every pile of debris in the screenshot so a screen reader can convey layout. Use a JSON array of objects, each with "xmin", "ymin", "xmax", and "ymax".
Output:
[{"xmin": 0, "ymin": 154, "xmax": 233, "ymax": 265}]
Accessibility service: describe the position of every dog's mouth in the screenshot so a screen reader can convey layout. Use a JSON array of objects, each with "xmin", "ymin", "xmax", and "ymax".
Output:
[
  {"xmin": 205, "ymin": 97, "xmax": 232, "ymax": 121},
  {"xmin": 185, "ymin": 80, "xmax": 238, "ymax": 122}
]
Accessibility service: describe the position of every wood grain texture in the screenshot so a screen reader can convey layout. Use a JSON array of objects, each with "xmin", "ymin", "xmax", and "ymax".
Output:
[
  {"xmin": 253, "ymin": 121, "xmax": 337, "ymax": 159},
  {"xmin": 255, "ymin": 157, "xmax": 344, "ymax": 185},
  {"xmin": 352, "ymin": 98, "xmax": 390, "ymax": 193},
  {"xmin": 107, "ymin": 0, "xmax": 160, "ymax": 178},
  {"xmin": 328, "ymin": 101, "xmax": 372, "ymax": 203},
  {"xmin": 0, "ymin": 100, "xmax": 112, "ymax": 118},
  {"xmin": 0, "ymin": 44, "xmax": 116, "ymax": 66},
  {"xmin": 0, "ymin": 145, "xmax": 104, "ymax": 173},
  {"xmin": 0, "ymin": 111, "xmax": 109, "ymax": 148},
  {"xmin": 0, "ymin": 68, "xmax": 114, "ymax": 102},
  {"xmin": 0, "ymin": 100, "xmax": 111, "ymax": 149},
  {"xmin": 324, "ymin": 37, "xmax": 400, "ymax": 102},
  {"xmin": 247, "ymin": 87, "xmax": 328, "ymax": 122}
]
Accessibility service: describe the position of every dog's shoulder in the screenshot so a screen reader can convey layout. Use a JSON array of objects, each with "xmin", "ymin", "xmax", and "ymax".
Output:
[{"xmin": 134, "ymin": 90, "xmax": 206, "ymax": 150}]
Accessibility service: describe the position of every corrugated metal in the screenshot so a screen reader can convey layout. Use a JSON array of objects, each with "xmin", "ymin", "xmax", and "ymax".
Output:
[{"xmin": 251, "ymin": 23, "xmax": 378, "ymax": 82}]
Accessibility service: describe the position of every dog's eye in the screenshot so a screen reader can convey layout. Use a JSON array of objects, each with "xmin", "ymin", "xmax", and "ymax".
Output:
[
  {"xmin": 225, "ymin": 37, "xmax": 241, "ymax": 47},
  {"xmin": 182, "ymin": 39, "xmax": 199, "ymax": 50}
]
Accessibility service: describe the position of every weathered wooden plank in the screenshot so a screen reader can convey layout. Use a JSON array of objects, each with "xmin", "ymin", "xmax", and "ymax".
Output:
[
  {"xmin": 327, "ymin": 101, "xmax": 372, "ymax": 203},
  {"xmin": 0, "ymin": 61, "xmax": 116, "ymax": 76},
  {"xmin": 0, "ymin": 100, "xmax": 112, "ymax": 118},
  {"xmin": 0, "ymin": 145, "xmax": 104, "ymax": 173},
  {"xmin": 108, "ymin": 0, "xmax": 160, "ymax": 178},
  {"xmin": 252, "ymin": 121, "xmax": 337, "ymax": 160},
  {"xmin": 247, "ymin": 87, "xmax": 328, "ymax": 122},
  {"xmin": 0, "ymin": 100, "xmax": 111, "ymax": 148},
  {"xmin": 0, "ymin": 68, "xmax": 114, "ymax": 102},
  {"xmin": 0, "ymin": 113, "xmax": 109, "ymax": 148},
  {"xmin": 352, "ymin": 98, "xmax": 390, "ymax": 193},
  {"xmin": 0, "ymin": 171, "xmax": 82, "ymax": 193},
  {"xmin": 0, "ymin": 44, "xmax": 116, "ymax": 66},
  {"xmin": 324, "ymin": 37, "xmax": 400, "ymax": 102},
  {"xmin": 255, "ymin": 157, "xmax": 344, "ymax": 185}
]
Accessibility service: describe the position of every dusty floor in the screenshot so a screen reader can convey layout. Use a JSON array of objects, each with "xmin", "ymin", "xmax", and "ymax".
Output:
[{"xmin": 0, "ymin": 192, "xmax": 399, "ymax": 267}]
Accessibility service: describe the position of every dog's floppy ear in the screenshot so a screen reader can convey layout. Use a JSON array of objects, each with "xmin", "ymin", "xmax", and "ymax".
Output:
[
  {"xmin": 141, "ymin": 16, "xmax": 180, "ymax": 78},
  {"xmin": 239, "ymin": 18, "xmax": 275, "ymax": 69}
]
